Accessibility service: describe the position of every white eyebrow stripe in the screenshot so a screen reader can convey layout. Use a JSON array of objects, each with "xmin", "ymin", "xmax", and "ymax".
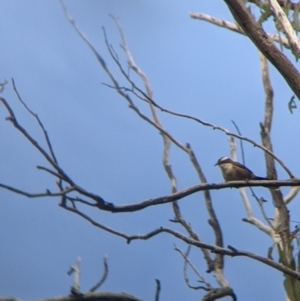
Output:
[{"xmin": 220, "ymin": 156, "xmax": 229, "ymax": 162}]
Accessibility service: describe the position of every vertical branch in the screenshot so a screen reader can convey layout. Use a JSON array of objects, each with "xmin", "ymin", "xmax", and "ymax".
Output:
[
  {"xmin": 259, "ymin": 52, "xmax": 299, "ymax": 299},
  {"xmin": 67, "ymin": 257, "xmax": 81, "ymax": 294},
  {"xmin": 231, "ymin": 120, "xmax": 245, "ymax": 165},
  {"xmin": 175, "ymin": 245, "xmax": 213, "ymax": 290},
  {"xmin": 154, "ymin": 279, "xmax": 161, "ymax": 301},
  {"xmin": 112, "ymin": 18, "xmax": 176, "ymax": 191},
  {"xmin": 259, "ymin": 52, "xmax": 276, "ymax": 180},
  {"xmin": 111, "ymin": 17, "xmax": 217, "ymax": 272},
  {"xmin": 259, "ymin": 52, "xmax": 291, "ymax": 268},
  {"xmin": 89, "ymin": 255, "xmax": 109, "ymax": 292},
  {"xmin": 186, "ymin": 144, "xmax": 228, "ymax": 287},
  {"xmin": 229, "ymin": 137, "xmax": 273, "ymax": 235},
  {"xmin": 267, "ymin": 0, "xmax": 300, "ymax": 57}
]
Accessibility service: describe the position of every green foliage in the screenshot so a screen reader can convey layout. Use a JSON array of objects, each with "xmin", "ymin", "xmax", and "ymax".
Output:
[
  {"xmin": 292, "ymin": 4, "xmax": 300, "ymax": 32},
  {"xmin": 257, "ymin": 5, "xmax": 272, "ymax": 25},
  {"xmin": 278, "ymin": 238, "xmax": 300, "ymax": 301},
  {"xmin": 283, "ymin": 275, "xmax": 300, "ymax": 301}
]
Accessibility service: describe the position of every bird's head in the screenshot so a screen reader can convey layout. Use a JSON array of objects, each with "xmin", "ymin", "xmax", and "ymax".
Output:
[{"xmin": 214, "ymin": 156, "xmax": 232, "ymax": 166}]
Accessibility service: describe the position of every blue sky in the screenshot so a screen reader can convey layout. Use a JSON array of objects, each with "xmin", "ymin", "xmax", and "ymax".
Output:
[{"xmin": 0, "ymin": 1, "xmax": 299, "ymax": 300}]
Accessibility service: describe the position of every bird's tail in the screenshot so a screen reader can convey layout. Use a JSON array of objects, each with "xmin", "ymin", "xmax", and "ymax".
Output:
[
  {"xmin": 254, "ymin": 176, "xmax": 268, "ymax": 181},
  {"xmin": 254, "ymin": 176, "xmax": 279, "ymax": 189}
]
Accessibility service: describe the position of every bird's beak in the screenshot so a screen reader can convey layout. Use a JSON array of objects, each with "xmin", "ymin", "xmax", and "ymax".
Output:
[{"xmin": 214, "ymin": 162, "xmax": 219, "ymax": 166}]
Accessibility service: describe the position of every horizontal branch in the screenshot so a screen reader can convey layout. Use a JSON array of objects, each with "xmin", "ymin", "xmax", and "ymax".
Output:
[
  {"xmin": 107, "ymin": 179, "xmax": 300, "ymax": 212},
  {"xmin": 59, "ymin": 204, "xmax": 300, "ymax": 281},
  {"xmin": 2, "ymin": 179, "xmax": 300, "ymax": 213},
  {"xmin": 0, "ymin": 292, "xmax": 144, "ymax": 301},
  {"xmin": 0, "ymin": 183, "xmax": 74, "ymax": 198},
  {"xmin": 59, "ymin": 204, "xmax": 300, "ymax": 282},
  {"xmin": 189, "ymin": 12, "xmax": 291, "ymax": 49},
  {"xmin": 127, "ymin": 227, "xmax": 300, "ymax": 281}
]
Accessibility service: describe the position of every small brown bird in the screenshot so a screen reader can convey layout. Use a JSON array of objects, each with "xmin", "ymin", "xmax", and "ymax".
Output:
[{"xmin": 215, "ymin": 157, "xmax": 267, "ymax": 182}]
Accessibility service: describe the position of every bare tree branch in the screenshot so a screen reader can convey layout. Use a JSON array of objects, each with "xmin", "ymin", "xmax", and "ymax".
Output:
[
  {"xmin": 250, "ymin": 188, "xmax": 275, "ymax": 230},
  {"xmin": 64, "ymin": 198, "xmax": 300, "ymax": 280},
  {"xmin": 229, "ymin": 137, "xmax": 273, "ymax": 235},
  {"xmin": 62, "ymin": 0, "xmax": 295, "ymax": 182},
  {"xmin": 2, "ymin": 4, "xmax": 299, "ymax": 299},
  {"xmin": 240, "ymin": 188, "xmax": 273, "ymax": 235},
  {"xmin": 60, "ymin": 199, "xmax": 300, "ymax": 281},
  {"xmin": 1, "ymin": 87, "xmax": 298, "ymax": 218},
  {"xmin": 0, "ymin": 96, "xmax": 75, "ymax": 186},
  {"xmin": 223, "ymin": 0, "xmax": 300, "ymax": 99},
  {"xmin": 256, "ymin": 48, "xmax": 296, "ymax": 301},
  {"xmin": 284, "ymin": 186, "xmax": 300, "ymax": 204},
  {"xmin": 248, "ymin": 0, "xmax": 300, "ymax": 11},
  {"xmin": 104, "ymin": 55, "xmax": 294, "ymax": 179},
  {"xmin": 61, "ymin": 205, "xmax": 129, "ymax": 239},
  {"xmin": 128, "ymin": 226, "xmax": 300, "ymax": 280},
  {"xmin": 89, "ymin": 255, "xmax": 109, "ymax": 292},
  {"xmin": 185, "ymin": 144, "xmax": 227, "ymax": 284},
  {"xmin": 258, "ymin": 52, "xmax": 291, "ymax": 263},
  {"xmin": 202, "ymin": 287, "xmax": 237, "ymax": 301},
  {"xmin": 267, "ymin": 0, "xmax": 300, "ymax": 57},
  {"xmin": 76, "ymin": 179, "xmax": 300, "ymax": 212},
  {"xmin": 175, "ymin": 245, "xmax": 212, "ymax": 291},
  {"xmin": 2, "ymin": 177, "xmax": 299, "ymax": 213},
  {"xmin": 62, "ymin": 208, "xmax": 300, "ymax": 281},
  {"xmin": 110, "ymin": 16, "xmax": 221, "ymax": 274},
  {"xmin": 154, "ymin": 279, "xmax": 161, "ymax": 301},
  {"xmin": 113, "ymin": 80, "xmax": 296, "ymax": 179},
  {"xmin": 0, "ymin": 182, "xmax": 73, "ymax": 198},
  {"xmin": 10, "ymin": 292, "xmax": 145, "ymax": 301},
  {"xmin": 12, "ymin": 78, "xmax": 60, "ymax": 166},
  {"xmin": 190, "ymin": 12, "xmax": 291, "ymax": 49},
  {"xmin": 68, "ymin": 257, "xmax": 81, "ymax": 295}
]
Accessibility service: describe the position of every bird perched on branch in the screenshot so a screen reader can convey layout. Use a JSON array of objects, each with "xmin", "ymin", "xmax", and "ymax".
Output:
[{"xmin": 215, "ymin": 157, "xmax": 268, "ymax": 182}]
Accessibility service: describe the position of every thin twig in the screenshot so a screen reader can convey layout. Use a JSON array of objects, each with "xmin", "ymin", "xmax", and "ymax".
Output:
[
  {"xmin": 185, "ymin": 143, "xmax": 224, "ymax": 276},
  {"xmin": 230, "ymin": 138, "xmax": 273, "ymax": 236},
  {"xmin": 231, "ymin": 120, "xmax": 245, "ymax": 165},
  {"xmin": 0, "ymin": 97, "xmax": 75, "ymax": 185},
  {"xmin": 12, "ymin": 78, "xmax": 59, "ymax": 165},
  {"xmin": 59, "ymin": 211, "xmax": 300, "ymax": 281},
  {"xmin": 89, "ymin": 255, "xmax": 109, "ymax": 292},
  {"xmin": 258, "ymin": 50, "xmax": 291, "ymax": 265},
  {"xmin": 0, "ymin": 183, "xmax": 73, "ymax": 198},
  {"xmin": 104, "ymin": 81, "xmax": 294, "ymax": 179},
  {"xmin": 109, "ymin": 16, "xmax": 216, "ymax": 272},
  {"xmin": 127, "ymin": 227, "xmax": 300, "ymax": 280},
  {"xmin": 284, "ymin": 186, "xmax": 300, "ymax": 204},
  {"xmin": 249, "ymin": 187, "xmax": 275, "ymax": 230},
  {"xmin": 96, "ymin": 15, "xmax": 294, "ymax": 180},
  {"xmin": 37, "ymin": 165, "xmax": 66, "ymax": 180},
  {"xmin": 154, "ymin": 279, "xmax": 161, "ymax": 301},
  {"xmin": 175, "ymin": 245, "xmax": 212, "ymax": 291},
  {"xmin": 189, "ymin": 12, "xmax": 292, "ymax": 49},
  {"xmin": 61, "ymin": 204, "xmax": 130, "ymax": 239},
  {"xmin": 68, "ymin": 257, "xmax": 81, "ymax": 294}
]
